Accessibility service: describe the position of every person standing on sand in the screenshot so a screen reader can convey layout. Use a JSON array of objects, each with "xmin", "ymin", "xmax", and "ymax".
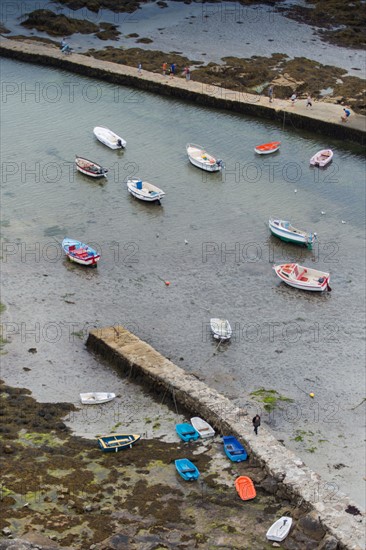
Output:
[
  {"xmin": 162, "ymin": 62, "xmax": 167, "ymax": 77},
  {"xmin": 268, "ymin": 85, "xmax": 273, "ymax": 103},
  {"xmin": 306, "ymin": 94, "xmax": 313, "ymax": 109},
  {"xmin": 252, "ymin": 414, "xmax": 261, "ymax": 435},
  {"xmin": 138, "ymin": 63, "xmax": 142, "ymax": 75}
]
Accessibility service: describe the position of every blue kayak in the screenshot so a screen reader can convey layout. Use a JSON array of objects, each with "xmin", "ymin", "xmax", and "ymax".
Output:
[
  {"xmin": 222, "ymin": 436, "xmax": 248, "ymax": 462},
  {"xmin": 175, "ymin": 459, "xmax": 200, "ymax": 481},
  {"xmin": 176, "ymin": 423, "xmax": 200, "ymax": 442}
]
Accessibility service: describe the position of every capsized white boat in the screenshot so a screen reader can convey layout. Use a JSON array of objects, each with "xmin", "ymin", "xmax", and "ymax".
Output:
[
  {"xmin": 273, "ymin": 263, "xmax": 331, "ymax": 292},
  {"xmin": 75, "ymin": 156, "xmax": 108, "ymax": 178},
  {"xmin": 126, "ymin": 178, "xmax": 165, "ymax": 202},
  {"xmin": 269, "ymin": 219, "xmax": 317, "ymax": 249},
  {"xmin": 186, "ymin": 143, "xmax": 224, "ymax": 172},
  {"xmin": 190, "ymin": 417, "xmax": 215, "ymax": 438},
  {"xmin": 80, "ymin": 392, "xmax": 116, "ymax": 405},
  {"xmin": 266, "ymin": 516, "xmax": 293, "ymax": 542},
  {"xmin": 210, "ymin": 318, "xmax": 232, "ymax": 341},
  {"xmin": 310, "ymin": 149, "xmax": 333, "ymax": 167},
  {"xmin": 62, "ymin": 238, "xmax": 100, "ymax": 267},
  {"xmin": 93, "ymin": 126, "xmax": 126, "ymax": 149}
]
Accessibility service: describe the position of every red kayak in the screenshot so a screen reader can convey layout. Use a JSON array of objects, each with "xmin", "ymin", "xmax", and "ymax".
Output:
[{"xmin": 254, "ymin": 141, "xmax": 281, "ymax": 154}]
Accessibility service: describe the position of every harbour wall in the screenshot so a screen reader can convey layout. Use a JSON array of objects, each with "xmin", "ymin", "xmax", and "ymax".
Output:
[
  {"xmin": 0, "ymin": 38, "xmax": 365, "ymax": 145},
  {"xmin": 86, "ymin": 326, "xmax": 365, "ymax": 550}
]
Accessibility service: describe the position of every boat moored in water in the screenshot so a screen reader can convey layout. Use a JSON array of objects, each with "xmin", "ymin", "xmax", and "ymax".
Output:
[
  {"xmin": 269, "ymin": 218, "xmax": 317, "ymax": 249},
  {"xmin": 273, "ymin": 263, "xmax": 331, "ymax": 292}
]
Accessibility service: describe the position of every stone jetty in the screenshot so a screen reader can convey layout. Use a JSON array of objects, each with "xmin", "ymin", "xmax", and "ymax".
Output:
[
  {"xmin": 86, "ymin": 326, "xmax": 365, "ymax": 550},
  {"xmin": 0, "ymin": 38, "xmax": 365, "ymax": 145}
]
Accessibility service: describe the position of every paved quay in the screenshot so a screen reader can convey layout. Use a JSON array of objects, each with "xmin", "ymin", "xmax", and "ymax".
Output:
[
  {"xmin": 0, "ymin": 38, "xmax": 365, "ymax": 145},
  {"xmin": 87, "ymin": 326, "xmax": 365, "ymax": 550}
]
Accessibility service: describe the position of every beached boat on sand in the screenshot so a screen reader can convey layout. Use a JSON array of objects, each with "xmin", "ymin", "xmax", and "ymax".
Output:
[
  {"xmin": 175, "ymin": 458, "xmax": 200, "ymax": 481},
  {"xmin": 190, "ymin": 417, "xmax": 215, "ymax": 438},
  {"xmin": 266, "ymin": 516, "xmax": 293, "ymax": 542},
  {"xmin": 126, "ymin": 178, "xmax": 165, "ymax": 202},
  {"xmin": 93, "ymin": 126, "xmax": 126, "ymax": 149},
  {"xmin": 222, "ymin": 436, "xmax": 248, "ymax": 462},
  {"xmin": 80, "ymin": 392, "xmax": 115, "ymax": 405},
  {"xmin": 62, "ymin": 238, "xmax": 100, "ymax": 267},
  {"xmin": 98, "ymin": 434, "xmax": 140, "ymax": 452},
  {"xmin": 269, "ymin": 218, "xmax": 317, "ymax": 249},
  {"xmin": 254, "ymin": 141, "xmax": 281, "ymax": 154},
  {"xmin": 235, "ymin": 476, "xmax": 256, "ymax": 501},
  {"xmin": 210, "ymin": 318, "xmax": 232, "ymax": 341},
  {"xmin": 273, "ymin": 263, "xmax": 331, "ymax": 292},
  {"xmin": 186, "ymin": 143, "xmax": 224, "ymax": 172},
  {"xmin": 75, "ymin": 156, "xmax": 108, "ymax": 178},
  {"xmin": 310, "ymin": 149, "xmax": 333, "ymax": 167},
  {"xmin": 176, "ymin": 423, "xmax": 200, "ymax": 442}
]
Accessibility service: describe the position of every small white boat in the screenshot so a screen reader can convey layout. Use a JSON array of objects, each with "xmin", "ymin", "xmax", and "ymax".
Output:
[
  {"xmin": 190, "ymin": 417, "xmax": 215, "ymax": 438},
  {"xmin": 210, "ymin": 318, "xmax": 232, "ymax": 341},
  {"xmin": 269, "ymin": 219, "xmax": 317, "ymax": 249},
  {"xmin": 75, "ymin": 156, "xmax": 108, "ymax": 178},
  {"xmin": 93, "ymin": 126, "xmax": 126, "ymax": 149},
  {"xmin": 266, "ymin": 516, "xmax": 293, "ymax": 542},
  {"xmin": 80, "ymin": 392, "xmax": 116, "ymax": 405},
  {"xmin": 186, "ymin": 143, "xmax": 224, "ymax": 172},
  {"xmin": 273, "ymin": 263, "xmax": 331, "ymax": 292},
  {"xmin": 62, "ymin": 238, "xmax": 100, "ymax": 267},
  {"xmin": 310, "ymin": 149, "xmax": 333, "ymax": 167},
  {"xmin": 126, "ymin": 178, "xmax": 165, "ymax": 202}
]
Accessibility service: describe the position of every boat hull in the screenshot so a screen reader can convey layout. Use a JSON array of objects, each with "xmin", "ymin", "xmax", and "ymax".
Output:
[
  {"xmin": 190, "ymin": 417, "xmax": 215, "ymax": 438},
  {"xmin": 210, "ymin": 318, "xmax": 232, "ymax": 341},
  {"xmin": 62, "ymin": 239, "xmax": 100, "ymax": 267},
  {"xmin": 175, "ymin": 459, "xmax": 200, "ymax": 481},
  {"xmin": 127, "ymin": 179, "xmax": 165, "ymax": 202},
  {"xmin": 310, "ymin": 149, "xmax": 333, "ymax": 167},
  {"xmin": 266, "ymin": 517, "xmax": 293, "ymax": 542},
  {"xmin": 235, "ymin": 476, "xmax": 256, "ymax": 501},
  {"xmin": 186, "ymin": 143, "xmax": 223, "ymax": 172},
  {"xmin": 75, "ymin": 156, "xmax": 108, "ymax": 178},
  {"xmin": 176, "ymin": 423, "xmax": 200, "ymax": 442},
  {"xmin": 273, "ymin": 263, "xmax": 330, "ymax": 292},
  {"xmin": 80, "ymin": 392, "xmax": 115, "ymax": 405},
  {"xmin": 254, "ymin": 141, "xmax": 281, "ymax": 155},
  {"xmin": 93, "ymin": 127, "xmax": 126, "ymax": 149},
  {"xmin": 269, "ymin": 219, "xmax": 315, "ymax": 249},
  {"xmin": 223, "ymin": 436, "xmax": 248, "ymax": 462},
  {"xmin": 98, "ymin": 434, "xmax": 140, "ymax": 452}
]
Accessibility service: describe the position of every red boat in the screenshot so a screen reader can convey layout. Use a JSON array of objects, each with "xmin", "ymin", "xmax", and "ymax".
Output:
[{"xmin": 254, "ymin": 141, "xmax": 281, "ymax": 155}]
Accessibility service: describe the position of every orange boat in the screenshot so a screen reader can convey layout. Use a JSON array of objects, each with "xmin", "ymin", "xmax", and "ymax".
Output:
[
  {"xmin": 254, "ymin": 141, "xmax": 281, "ymax": 154},
  {"xmin": 235, "ymin": 476, "xmax": 256, "ymax": 501}
]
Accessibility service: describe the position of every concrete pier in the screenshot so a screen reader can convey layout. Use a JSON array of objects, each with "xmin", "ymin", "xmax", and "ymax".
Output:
[
  {"xmin": 0, "ymin": 38, "xmax": 365, "ymax": 145},
  {"xmin": 86, "ymin": 326, "xmax": 365, "ymax": 550}
]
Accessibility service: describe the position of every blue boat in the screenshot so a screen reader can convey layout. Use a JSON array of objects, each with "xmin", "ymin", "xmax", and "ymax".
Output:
[
  {"xmin": 222, "ymin": 436, "xmax": 248, "ymax": 462},
  {"xmin": 176, "ymin": 423, "xmax": 200, "ymax": 442},
  {"xmin": 175, "ymin": 459, "xmax": 200, "ymax": 481},
  {"xmin": 98, "ymin": 433, "xmax": 140, "ymax": 452}
]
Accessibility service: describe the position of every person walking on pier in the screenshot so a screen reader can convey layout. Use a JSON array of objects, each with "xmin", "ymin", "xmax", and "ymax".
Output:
[
  {"xmin": 252, "ymin": 414, "xmax": 261, "ymax": 435},
  {"xmin": 290, "ymin": 93, "xmax": 297, "ymax": 107},
  {"xmin": 268, "ymin": 85, "xmax": 273, "ymax": 103},
  {"xmin": 162, "ymin": 62, "xmax": 167, "ymax": 76},
  {"xmin": 341, "ymin": 107, "xmax": 351, "ymax": 122},
  {"xmin": 306, "ymin": 94, "xmax": 313, "ymax": 109},
  {"xmin": 138, "ymin": 63, "xmax": 142, "ymax": 76}
]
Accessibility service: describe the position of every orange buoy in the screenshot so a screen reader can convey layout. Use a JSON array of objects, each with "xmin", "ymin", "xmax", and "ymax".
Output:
[{"xmin": 165, "ymin": 281, "xmax": 170, "ymax": 286}]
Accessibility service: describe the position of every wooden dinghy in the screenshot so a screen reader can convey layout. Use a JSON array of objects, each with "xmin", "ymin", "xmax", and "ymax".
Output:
[
  {"xmin": 186, "ymin": 143, "xmax": 224, "ymax": 172},
  {"xmin": 62, "ymin": 238, "xmax": 100, "ymax": 267},
  {"xmin": 98, "ymin": 434, "xmax": 140, "ymax": 452},
  {"xmin": 126, "ymin": 178, "xmax": 165, "ymax": 203},
  {"xmin": 273, "ymin": 263, "xmax": 331, "ymax": 292},
  {"xmin": 75, "ymin": 156, "xmax": 108, "ymax": 178}
]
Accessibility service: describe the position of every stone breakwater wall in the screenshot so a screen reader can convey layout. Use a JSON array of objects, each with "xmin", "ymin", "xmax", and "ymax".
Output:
[
  {"xmin": 0, "ymin": 39, "xmax": 365, "ymax": 145},
  {"xmin": 86, "ymin": 326, "xmax": 365, "ymax": 550}
]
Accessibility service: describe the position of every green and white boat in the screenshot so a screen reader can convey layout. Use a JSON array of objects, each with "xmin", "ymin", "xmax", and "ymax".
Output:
[{"xmin": 269, "ymin": 219, "xmax": 317, "ymax": 249}]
